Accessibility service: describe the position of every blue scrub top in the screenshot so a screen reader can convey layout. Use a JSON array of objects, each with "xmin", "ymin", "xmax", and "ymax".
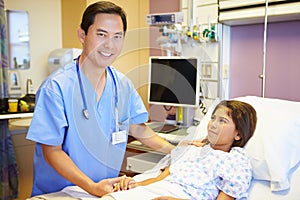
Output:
[{"xmin": 26, "ymin": 62, "xmax": 148, "ymax": 196}]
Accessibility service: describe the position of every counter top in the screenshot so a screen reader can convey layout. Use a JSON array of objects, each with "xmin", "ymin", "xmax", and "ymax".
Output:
[{"xmin": 0, "ymin": 112, "xmax": 33, "ymax": 120}]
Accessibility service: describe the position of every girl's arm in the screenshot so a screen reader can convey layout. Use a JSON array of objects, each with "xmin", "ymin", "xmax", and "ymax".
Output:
[
  {"xmin": 216, "ymin": 191, "xmax": 235, "ymax": 200},
  {"xmin": 137, "ymin": 166, "xmax": 171, "ymax": 186},
  {"xmin": 114, "ymin": 166, "xmax": 171, "ymax": 191}
]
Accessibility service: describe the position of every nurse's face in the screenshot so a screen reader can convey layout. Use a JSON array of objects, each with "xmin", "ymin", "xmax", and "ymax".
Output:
[
  {"xmin": 207, "ymin": 105, "xmax": 240, "ymax": 152},
  {"xmin": 78, "ymin": 13, "xmax": 125, "ymax": 69}
]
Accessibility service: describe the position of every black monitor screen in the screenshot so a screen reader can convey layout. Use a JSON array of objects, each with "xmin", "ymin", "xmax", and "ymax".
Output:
[{"xmin": 148, "ymin": 57, "xmax": 200, "ymax": 107}]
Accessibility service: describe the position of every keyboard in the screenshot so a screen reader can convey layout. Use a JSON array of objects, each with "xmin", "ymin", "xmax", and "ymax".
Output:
[
  {"xmin": 157, "ymin": 133, "xmax": 186, "ymax": 144},
  {"xmin": 151, "ymin": 124, "xmax": 179, "ymax": 133}
]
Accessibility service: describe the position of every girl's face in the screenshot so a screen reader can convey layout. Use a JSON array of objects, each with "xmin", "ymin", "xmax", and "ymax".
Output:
[{"xmin": 207, "ymin": 105, "xmax": 241, "ymax": 152}]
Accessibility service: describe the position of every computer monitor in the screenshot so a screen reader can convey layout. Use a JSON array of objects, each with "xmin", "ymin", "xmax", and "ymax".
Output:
[{"xmin": 148, "ymin": 56, "xmax": 200, "ymax": 107}]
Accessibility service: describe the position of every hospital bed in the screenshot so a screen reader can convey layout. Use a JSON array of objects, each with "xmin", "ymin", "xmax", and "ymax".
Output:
[{"xmin": 28, "ymin": 96, "xmax": 300, "ymax": 200}]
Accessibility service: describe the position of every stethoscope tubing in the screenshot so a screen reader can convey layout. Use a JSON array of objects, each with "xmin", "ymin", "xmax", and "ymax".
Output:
[{"xmin": 75, "ymin": 56, "xmax": 118, "ymax": 120}]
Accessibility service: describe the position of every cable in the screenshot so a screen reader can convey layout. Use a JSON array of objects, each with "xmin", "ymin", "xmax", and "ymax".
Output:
[
  {"xmin": 163, "ymin": 105, "xmax": 173, "ymax": 111},
  {"xmin": 199, "ymin": 100, "xmax": 207, "ymax": 115}
]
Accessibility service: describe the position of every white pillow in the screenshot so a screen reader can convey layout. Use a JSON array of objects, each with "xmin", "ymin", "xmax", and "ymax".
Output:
[{"xmin": 234, "ymin": 96, "xmax": 300, "ymax": 191}]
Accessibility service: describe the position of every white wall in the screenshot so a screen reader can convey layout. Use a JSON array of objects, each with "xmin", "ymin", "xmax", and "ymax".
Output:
[{"xmin": 4, "ymin": 0, "xmax": 62, "ymax": 94}]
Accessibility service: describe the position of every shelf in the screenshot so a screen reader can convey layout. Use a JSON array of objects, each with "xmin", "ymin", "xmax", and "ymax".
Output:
[{"xmin": 0, "ymin": 112, "xmax": 33, "ymax": 120}]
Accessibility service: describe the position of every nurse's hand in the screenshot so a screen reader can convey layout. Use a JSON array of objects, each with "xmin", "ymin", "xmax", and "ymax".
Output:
[
  {"xmin": 113, "ymin": 175, "xmax": 137, "ymax": 191},
  {"xmin": 91, "ymin": 176, "xmax": 126, "ymax": 197}
]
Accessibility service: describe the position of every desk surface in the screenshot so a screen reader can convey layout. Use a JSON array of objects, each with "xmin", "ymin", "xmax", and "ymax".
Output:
[{"xmin": 128, "ymin": 127, "xmax": 189, "ymax": 152}]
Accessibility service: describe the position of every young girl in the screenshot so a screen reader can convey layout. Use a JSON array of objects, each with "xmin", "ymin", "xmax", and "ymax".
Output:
[{"xmin": 105, "ymin": 100, "xmax": 257, "ymax": 200}]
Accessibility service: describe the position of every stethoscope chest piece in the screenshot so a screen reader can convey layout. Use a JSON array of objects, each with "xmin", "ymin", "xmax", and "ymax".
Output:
[{"xmin": 83, "ymin": 109, "xmax": 89, "ymax": 119}]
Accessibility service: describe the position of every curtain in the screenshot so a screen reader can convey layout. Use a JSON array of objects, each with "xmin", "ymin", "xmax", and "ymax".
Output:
[{"xmin": 0, "ymin": 0, "xmax": 19, "ymax": 199}]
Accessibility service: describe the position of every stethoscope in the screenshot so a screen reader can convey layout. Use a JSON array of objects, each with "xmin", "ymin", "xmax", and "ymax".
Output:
[{"xmin": 75, "ymin": 56, "xmax": 119, "ymax": 130}]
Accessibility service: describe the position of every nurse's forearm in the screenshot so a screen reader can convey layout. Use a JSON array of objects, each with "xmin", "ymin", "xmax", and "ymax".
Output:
[
  {"xmin": 130, "ymin": 124, "xmax": 175, "ymax": 154},
  {"xmin": 141, "ymin": 133, "xmax": 175, "ymax": 154},
  {"xmin": 41, "ymin": 144, "xmax": 104, "ymax": 196}
]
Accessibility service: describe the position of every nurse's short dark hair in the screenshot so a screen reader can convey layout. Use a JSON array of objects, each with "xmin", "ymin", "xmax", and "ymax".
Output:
[{"xmin": 80, "ymin": 1, "xmax": 127, "ymax": 35}]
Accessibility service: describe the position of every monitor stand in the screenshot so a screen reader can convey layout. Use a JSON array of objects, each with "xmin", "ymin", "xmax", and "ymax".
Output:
[{"xmin": 176, "ymin": 107, "xmax": 194, "ymax": 127}]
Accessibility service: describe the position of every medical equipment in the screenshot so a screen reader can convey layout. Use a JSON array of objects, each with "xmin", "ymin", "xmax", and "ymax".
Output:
[
  {"xmin": 146, "ymin": 12, "xmax": 184, "ymax": 26},
  {"xmin": 75, "ymin": 57, "xmax": 119, "ymax": 124},
  {"xmin": 148, "ymin": 56, "xmax": 202, "ymax": 126},
  {"xmin": 148, "ymin": 56, "xmax": 200, "ymax": 107},
  {"xmin": 48, "ymin": 48, "xmax": 82, "ymax": 74}
]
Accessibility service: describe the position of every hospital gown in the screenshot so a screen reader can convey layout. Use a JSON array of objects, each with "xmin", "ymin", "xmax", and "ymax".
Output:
[
  {"xmin": 26, "ymin": 62, "xmax": 148, "ymax": 196},
  {"xmin": 167, "ymin": 145, "xmax": 252, "ymax": 199},
  {"xmin": 110, "ymin": 145, "xmax": 252, "ymax": 200}
]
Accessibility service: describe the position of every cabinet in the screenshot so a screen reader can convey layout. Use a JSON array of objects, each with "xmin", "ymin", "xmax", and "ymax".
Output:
[
  {"xmin": 121, "ymin": 127, "xmax": 189, "ymax": 175},
  {"xmin": 219, "ymin": 0, "xmax": 300, "ymax": 26},
  {"xmin": 10, "ymin": 128, "xmax": 35, "ymax": 200},
  {"xmin": 122, "ymin": 145, "xmax": 165, "ymax": 175},
  {"xmin": 228, "ymin": 21, "xmax": 300, "ymax": 101},
  {"xmin": 1, "ymin": 113, "xmax": 34, "ymax": 200},
  {"xmin": 120, "ymin": 137, "xmax": 166, "ymax": 176},
  {"xmin": 181, "ymin": 0, "xmax": 218, "ymax": 26},
  {"xmin": 219, "ymin": 0, "xmax": 279, "ymax": 9}
]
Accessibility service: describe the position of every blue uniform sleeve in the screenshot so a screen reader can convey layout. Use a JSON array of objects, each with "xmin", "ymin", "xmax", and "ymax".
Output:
[
  {"xmin": 129, "ymin": 88, "xmax": 148, "ymax": 124},
  {"xmin": 216, "ymin": 147, "xmax": 252, "ymax": 199},
  {"xmin": 26, "ymin": 80, "xmax": 68, "ymax": 146}
]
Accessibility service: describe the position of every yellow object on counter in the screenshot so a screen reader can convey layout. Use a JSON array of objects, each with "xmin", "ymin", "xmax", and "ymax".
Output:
[
  {"xmin": 20, "ymin": 100, "xmax": 29, "ymax": 112},
  {"xmin": 8, "ymin": 99, "xmax": 18, "ymax": 112}
]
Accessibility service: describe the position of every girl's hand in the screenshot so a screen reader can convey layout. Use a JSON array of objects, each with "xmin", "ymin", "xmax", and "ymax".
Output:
[
  {"xmin": 113, "ymin": 175, "xmax": 137, "ymax": 191},
  {"xmin": 189, "ymin": 140, "xmax": 206, "ymax": 147}
]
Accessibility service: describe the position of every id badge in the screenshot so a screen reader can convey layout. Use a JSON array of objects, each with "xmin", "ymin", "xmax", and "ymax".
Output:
[{"xmin": 112, "ymin": 130, "xmax": 127, "ymax": 145}]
